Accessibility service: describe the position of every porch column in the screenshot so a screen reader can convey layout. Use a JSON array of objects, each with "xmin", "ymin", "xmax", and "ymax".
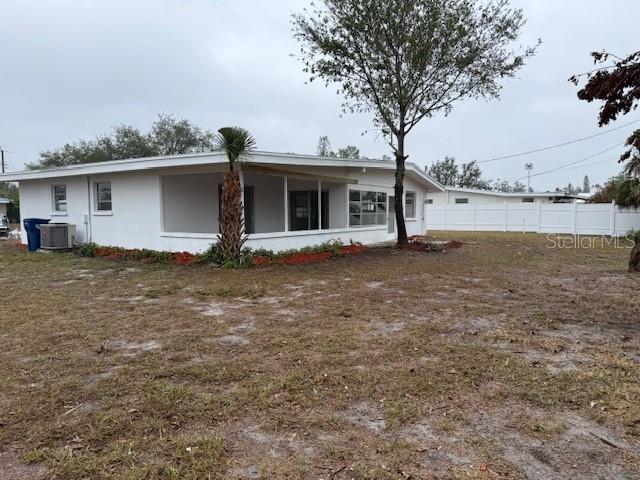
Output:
[
  {"xmin": 283, "ymin": 176, "xmax": 289, "ymax": 232},
  {"xmin": 345, "ymin": 185, "xmax": 350, "ymax": 228},
  {"xmin": 239, "ymin": 168, "xmax": 246, "ymax": 226},
  {"xmin": 318, "ymin": 180, "xmax": 322, "ymax": 230}
]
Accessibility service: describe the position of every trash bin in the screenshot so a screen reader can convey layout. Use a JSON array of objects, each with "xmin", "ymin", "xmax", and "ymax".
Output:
[{"xmin": 23, "ymin": 218, "xmax": 50, "ymax": 251}]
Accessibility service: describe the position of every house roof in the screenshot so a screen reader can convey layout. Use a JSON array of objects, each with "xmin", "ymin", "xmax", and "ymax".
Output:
[
  {"xmin": 0, "ymin": 197, "xmax": 9, "ymax": 204},
  {"xmin": 0, "ymin": 151, "xmax": 445, "ymax": 192},
  {"xmin": 441, "ymin": 187, "xmax": 582, "ymax": 199}
]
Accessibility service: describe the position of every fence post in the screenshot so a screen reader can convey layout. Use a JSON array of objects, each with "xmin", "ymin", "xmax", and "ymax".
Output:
[
  {"xmin": 610, "ymin": 200, "xmax": 616, "ymax": 236},
  {"xmin": 573, "ymin": 201, "xmax": 578, "ymax": 235},
  {"xmin": 472, "ymin": 204, "xmax": 477, "ymax": 231},
  {"xmin": 536, "ymin": 202, "xmax": 542, "ymax": 233},
  {"xmin": 503, "ymin": 202, "xmax": 508, "ymax": 232},
  {"xmin": 443, "ymin": 204, "xmax": 447, "ymax": 231}
]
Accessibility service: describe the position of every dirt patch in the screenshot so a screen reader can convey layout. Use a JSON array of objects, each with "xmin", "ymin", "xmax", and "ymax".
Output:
[
  {"xmin": 0, "ymin": 449, "xmax": 48, "ymax": 480},
  {"xmin": 240, "ymin": 424, "xmax": 315, "ymax": 458},
  {"xmin": 217, "ymin": 335, "xmax": 250, "ymax": 346},
  {"xmin": 104, "ymin": 339, "xmax": 160, "ymax": 356},
  {"xmin": 340, "ymin": 402, "xmax": 386, "ymax": 434},
  {"xmin": 471, "ymin": 406, "xmax": 639, "ymax": 480},
  {"xmin": 200, "ymin": 303, "xmax": 226, "ymax": 317}
]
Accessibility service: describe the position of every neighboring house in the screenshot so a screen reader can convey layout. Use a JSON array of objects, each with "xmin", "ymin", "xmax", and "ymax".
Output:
[
  {"xmin": 426, "ymin": 187, "xmax": 582, "ymax": 205},
  {"xmin": 0, "ymin": 197, "xmax": 9, "ymax": 235},
  {"xmin": 0, "ymin": 197, "xmax": 9, "ymax": 218},
  {"xmin": 0, "ymin": 151, "xmax": 444, "ymax": 253}
]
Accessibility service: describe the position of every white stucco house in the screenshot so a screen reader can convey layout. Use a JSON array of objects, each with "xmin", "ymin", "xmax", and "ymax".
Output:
[
  {"xmin": 0, "ymin": 151, "xmax": 444, "ymax": 253},
  {"xmin": 426, "ymin": 187, "xmax": 582, "ymax": 205}
]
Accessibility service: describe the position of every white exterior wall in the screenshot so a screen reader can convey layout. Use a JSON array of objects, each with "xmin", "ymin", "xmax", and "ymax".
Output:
[
  {"xmin": 19, "ymin": 176, "xmax": 90, "ymax": 243},
  {"xmin": 161, "ymin": 173, "xmax": 221, "ymax": 234},
  {"xmin": 327, "ymin": 183, "xmax": 348, "ymax": 229},
  {"xmin": 17, "ymin": 165, "xmax": 434, "ymax": 253},
  {"xmin": 89, "ymin": 172, "xmax": 163, "ymax": 250},
  {"xmin": 244, "ymin": 173, "xmax": 285, "ymax": 233}
]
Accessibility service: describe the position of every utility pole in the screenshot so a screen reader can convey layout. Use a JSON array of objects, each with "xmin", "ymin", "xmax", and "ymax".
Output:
[
  {"xmin": 1, "ymin": 148, "xmax": 4, "ymax": 174},
  {"xmin": 525, "ymin": 163, "xmax": 533, "ymax": 192}
]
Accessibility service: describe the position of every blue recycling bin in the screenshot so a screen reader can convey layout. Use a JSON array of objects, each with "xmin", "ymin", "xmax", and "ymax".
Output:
[{"xmin": 23, "ymin": 218, "xmax": 50, "ymax": 251}]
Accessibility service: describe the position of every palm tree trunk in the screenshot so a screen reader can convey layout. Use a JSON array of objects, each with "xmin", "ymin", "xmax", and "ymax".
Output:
[
  {"xmin": 630, "ymin": 241, "xmax": 640, "ymax": 272},
  {"xmin": 219, "ymin": 171, "xmax": 245, "ymax": 261}
]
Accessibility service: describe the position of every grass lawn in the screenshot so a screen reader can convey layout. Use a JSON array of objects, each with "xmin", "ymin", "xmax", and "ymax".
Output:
[{"xmin": 1, "ymin": 232, "xmax": 639, "ymax": 479}]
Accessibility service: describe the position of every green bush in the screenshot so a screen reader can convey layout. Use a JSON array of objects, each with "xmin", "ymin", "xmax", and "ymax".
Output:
[
  {"xmin": 78, "ymin": 242, "xmax": 98, "ymax": 257},
  {"xmin": 198, "ymin": 243, "xmax": 225, "ymax": 265},
  {"xmin": 251, "ymin": 247, "xmax": 275, "ymax": 259},
  {"xmin": 626, "ymin": 229, "xmax": 640, "ymax": 245},
  {"xmin": 266, "ymin": 239, "xmax": 344, "ymax": 261},
  {"xmin": 198, "ymin": 243, "xmax": 254, "ymax": 268}
]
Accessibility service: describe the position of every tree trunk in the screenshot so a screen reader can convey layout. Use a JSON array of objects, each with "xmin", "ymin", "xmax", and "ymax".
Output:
[
  {"xmin": 630, "ymin": 241, "xmax": 640, "ymax": 272},
  {"xmin": 219, "ymin": 170, "xmax": 246, "ymax": 262},
  {"xmin": 394, "ymin": 132, "xmax": 409, "ymax": 246}
]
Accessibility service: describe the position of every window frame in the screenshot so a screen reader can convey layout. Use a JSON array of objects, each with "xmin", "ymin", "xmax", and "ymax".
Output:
[
  {"xmin": 95, "ymin": 181, "xmax": 113, "ymax": 213},
  {"xmin": 454, "ymin": 198, "xmax": 469, "ymax": 204},
  {"xmin": 52, "ymin": 184, "xmax": 67, "ymax": 213},
  {"xmin": 349, "ymin": 189, "xmax": 387, "ymax": 227},
  {"xmin": 405, "ymin": 191, "xmax": 416, "ymax": 218},
  {"xmin": 521, "ymin": 197, "xmax": 535, "ymax": 203}
]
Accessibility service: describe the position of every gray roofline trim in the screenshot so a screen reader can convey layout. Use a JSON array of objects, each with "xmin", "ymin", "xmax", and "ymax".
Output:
[
  {"xmin": 441, "ymin": 187, "xmax": 581, "ymax": 198},
  {"xmin": 0, "ymin": 150, "xmax": 445, "ymax": 191}
]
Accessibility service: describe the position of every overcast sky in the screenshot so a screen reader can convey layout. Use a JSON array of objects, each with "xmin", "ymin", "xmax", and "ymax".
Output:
[{"xmin": 1, "ymin": 0, "xmax": 638, "ymax": 191}]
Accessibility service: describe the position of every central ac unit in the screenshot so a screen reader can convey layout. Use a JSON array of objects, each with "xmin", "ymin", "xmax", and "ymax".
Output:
[{"xmin": 40, "ymin": 223, "xmax": 76, "ymax": 250}]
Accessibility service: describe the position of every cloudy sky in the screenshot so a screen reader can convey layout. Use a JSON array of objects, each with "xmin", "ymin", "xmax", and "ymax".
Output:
[{"xmin": 0, "ymin": 0, "xmax": 638, "ymax": 191}]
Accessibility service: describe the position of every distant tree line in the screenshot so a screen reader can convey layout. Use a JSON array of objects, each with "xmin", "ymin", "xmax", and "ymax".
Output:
[
  {"xmin": 426, "ymin": 157, "xmax": 597, "ymax": 195},
  {"xmin": 28, "ymin": 114, "xmax": 216, "ymax": 170},
  {"xmin": 425, "ymin": 156, "xmax": 529, "ymax": 192},
  {"xmin": 316, "ymin": 136, "xmax": 363, "ymax": 159}
]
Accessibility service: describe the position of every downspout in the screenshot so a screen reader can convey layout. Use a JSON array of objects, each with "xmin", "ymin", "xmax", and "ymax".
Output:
[{"xmin": 86, "ymin": 175, "xmax": 92, "ymax": 242}]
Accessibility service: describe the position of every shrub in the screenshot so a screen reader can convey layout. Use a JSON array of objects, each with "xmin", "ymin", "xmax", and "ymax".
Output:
[
  {"xmin": 78, "ymin": 242, "xmax": 98, "ymax": 257},
  {"xmin": 626, "ymin": 229, "xmax": 640, "ymax": 245},
  {"xmin": 251, "ymin": 247, "xmax": 275, "ymax": 260},
  {"xmin": 198, "ymin": 243, "xmax": 254, "ymax": 268}
]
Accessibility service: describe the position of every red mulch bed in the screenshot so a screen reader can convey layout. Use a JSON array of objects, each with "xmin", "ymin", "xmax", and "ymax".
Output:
[
  {"xmin": 253, "ymin": 245, "xmax": 368, "ymax": 267},
  {"xmin": 93, "ymin": 247, "xmax": 198, "ymax": 265},
  {"xmin": 85, "ymin": 244, "xmax": 368, "ymax": 267}
]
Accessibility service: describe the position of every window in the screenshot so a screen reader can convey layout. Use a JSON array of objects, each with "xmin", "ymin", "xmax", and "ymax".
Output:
[
  {"xmin": 425, "ymin": 199, "xmax": 434, "ymax": 205},
  {"xmin": 95, "ymin": 182, "xmax": 112, "ymax": 211},
  {"xmin": 52, "ymin": 185, "xmax": 67, "ymax": 212},
  {"xmin": 405, "ymin": 191, "xmax": 416, "ymax": 218},
  {"xmin": 349, "ymin": 190, "xmax": 386, "ymax": 227},
  {"xmin": 455, "ymin": 198, "xmax": 469, "ymax": 204},
  {"xmin": 521, "ymin": 197, "xmax": 535, "ymax": 203}
]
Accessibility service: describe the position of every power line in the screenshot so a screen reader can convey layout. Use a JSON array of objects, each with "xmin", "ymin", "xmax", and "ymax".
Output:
[
  {"xmin": 557, "ymin": 156, "xmax": 619, "ymax": 173},
  {"xmin": 506, "ymin": 142, "xmax": 623, "ymax": 182},
  {"xmin": 478, "ymin": 118, "xmax": 640, "ymax": 163}
]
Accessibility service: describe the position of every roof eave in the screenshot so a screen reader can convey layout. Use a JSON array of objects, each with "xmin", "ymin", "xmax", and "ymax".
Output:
[{"xmin": 0, "ymin": 151, "xmax": 445, "ymax": 191}]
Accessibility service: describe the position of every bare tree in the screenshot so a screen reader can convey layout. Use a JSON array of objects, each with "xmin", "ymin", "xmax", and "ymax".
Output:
[{"xmin": 293, "ymin": 0, "xmax": 537, "ymax": 244}]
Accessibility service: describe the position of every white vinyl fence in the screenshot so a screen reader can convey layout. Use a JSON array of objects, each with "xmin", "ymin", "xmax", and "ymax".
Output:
[{"xmin": 425, "ymin": 201, "xmax": 640, "ymax": 236}]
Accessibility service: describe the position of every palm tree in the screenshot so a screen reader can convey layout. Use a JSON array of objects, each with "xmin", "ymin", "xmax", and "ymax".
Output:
[{"xmin": 214, "ymin": 127, "xmax": 256, "ymax": 263}]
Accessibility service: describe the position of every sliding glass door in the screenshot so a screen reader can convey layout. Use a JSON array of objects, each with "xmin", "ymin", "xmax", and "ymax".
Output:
[{"xmin": 289, "ymin": 191, "xmax": 329, "ymax": 231}]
